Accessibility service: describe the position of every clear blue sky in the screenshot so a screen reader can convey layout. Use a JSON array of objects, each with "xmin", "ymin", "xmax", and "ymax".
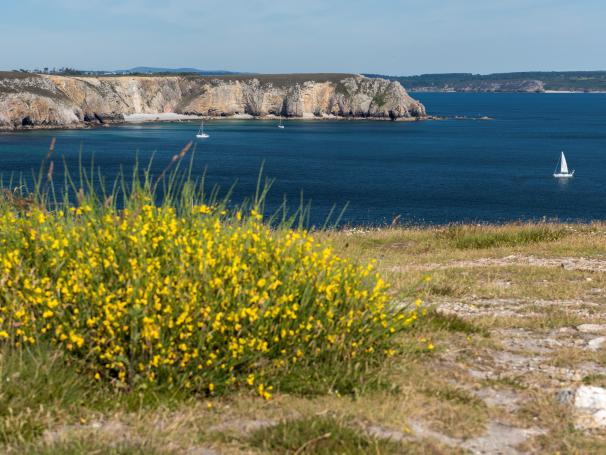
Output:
[{"xmin": 2, "ymin": 0, "xmax": 604, "ymax": 75}]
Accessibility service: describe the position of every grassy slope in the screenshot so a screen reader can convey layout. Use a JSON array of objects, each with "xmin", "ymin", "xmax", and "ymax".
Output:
[
  {"xmin": 3, "ymin": 223, "xmax": 606, "ymax": 453},
  {"xmin": 367, "ymin": 71, "xmax": 606, "ymax": 92}
]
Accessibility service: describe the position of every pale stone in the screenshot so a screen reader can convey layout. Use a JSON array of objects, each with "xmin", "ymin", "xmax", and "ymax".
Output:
[
  {"xmin": 574, "ymin": 386, "xmax": 606, "ymax": 429},
  {"xmin": 587, "ymin": 337, "xmax": 606, "ymax": 351},
  {"xmin": 577, "ymin": 324, "xmax": 606, "ymax": 334},
  {"xmin": 575, "ymin": 386, "xmax": 606, "ymax": 408}
]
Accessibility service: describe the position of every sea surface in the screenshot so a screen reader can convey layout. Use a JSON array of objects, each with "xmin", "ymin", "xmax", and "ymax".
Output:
[{"xmin": 1, "ymin": 93, "xmax": 605, "ymax": 226}]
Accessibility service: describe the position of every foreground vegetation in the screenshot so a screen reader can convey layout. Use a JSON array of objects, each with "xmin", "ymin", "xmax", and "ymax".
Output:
[
  {"xmin": 1, "ymin": 199, "xmax": 415, "ymax": 398},
  {"xmin": 1, "ymin": 145, "xmax": 606, "ymax": 452},
  {"xmin": 2, "ymin": 218, "xmax": 605, "ymax": 453},
  {"xmin": 0, "ymin": 150, "xmax": 431, "ymax": 453}
]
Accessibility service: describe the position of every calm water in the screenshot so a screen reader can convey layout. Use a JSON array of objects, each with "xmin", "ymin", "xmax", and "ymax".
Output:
[{"xmin": 1, "ymin": 93, "xmax": 605, "ymax": 225}]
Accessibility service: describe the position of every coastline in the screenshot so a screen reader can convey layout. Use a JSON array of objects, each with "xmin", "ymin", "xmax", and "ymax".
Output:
[
  {"xmin": 543, "ymin": 90, "xmax": 606, "ymax": 94},
  {"xmin": 1, "ymin": 114, "xmax": 430, "ymax": 132},
  {"xmin": 123, "ymin": 112, "xmax": 428, "ymax": 123},
  {"xmin": 410, "ymin": 90, "xmax": 606, "ymax": 94}
]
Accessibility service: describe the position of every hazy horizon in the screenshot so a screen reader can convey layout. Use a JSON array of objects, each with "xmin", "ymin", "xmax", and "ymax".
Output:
[
  {"xmin": 6, "ymin": 67, "xmax": 606, "ymax": 77},
  {"xmin": 2, "ymin": 0, "xmax": 604, "ymax": 75}
]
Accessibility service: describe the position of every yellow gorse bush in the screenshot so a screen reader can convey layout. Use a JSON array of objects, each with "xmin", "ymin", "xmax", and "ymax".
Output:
[{"xmin": 0, "ymin": 200, "xmax": 419, "ymax": 397}]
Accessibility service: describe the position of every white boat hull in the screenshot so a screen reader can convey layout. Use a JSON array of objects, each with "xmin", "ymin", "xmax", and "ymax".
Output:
[
  {"xmin": 277, "ymin": 125, "xmax": 285, "ymax": 129},
  {"xmin": 196, "ymin": 133, "xmax": 210, "ymax": 139},
  {"xmin": 553, "ymin": 171, "xmax": 574, "ymax": 178}
]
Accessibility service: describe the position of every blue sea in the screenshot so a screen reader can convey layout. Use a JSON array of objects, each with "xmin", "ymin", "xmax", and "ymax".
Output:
[{"xmin": 1, "ymin": 93, "xmax": 605, "ymax": 226}]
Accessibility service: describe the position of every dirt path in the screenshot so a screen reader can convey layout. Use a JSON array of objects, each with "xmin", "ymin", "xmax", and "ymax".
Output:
[{"xmin": 392, "ymin": 254, "xmax": 606, "ymax": 273}]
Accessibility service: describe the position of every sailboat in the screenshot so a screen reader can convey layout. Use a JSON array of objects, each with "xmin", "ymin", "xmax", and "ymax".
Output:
[
  {"xmin": 553, "ymin": 151, "xmax": 574, "ymax": 178},
  {"xmin": 196, "ymin": 121, "xmax": 209, "ymax": 139},
  {"xmin": 277, "ymin": 116, "xmax": 285, "ymax": 129}
]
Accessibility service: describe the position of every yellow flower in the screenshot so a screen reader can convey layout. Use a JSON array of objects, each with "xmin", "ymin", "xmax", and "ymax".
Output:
[{"xmin": 0, "ymin": 192, "xmax": 411, "ymax": 397}]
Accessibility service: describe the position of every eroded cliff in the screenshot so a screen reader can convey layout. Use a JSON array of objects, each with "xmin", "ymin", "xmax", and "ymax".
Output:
[{"xmin": 0, "ymin": 73, "xmax": 426, "ymax": 130}]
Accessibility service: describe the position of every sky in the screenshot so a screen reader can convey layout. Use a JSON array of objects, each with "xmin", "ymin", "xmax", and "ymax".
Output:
[{"xmin": 2, "ymin": 0, "xmax": 605, "ymax": 75}]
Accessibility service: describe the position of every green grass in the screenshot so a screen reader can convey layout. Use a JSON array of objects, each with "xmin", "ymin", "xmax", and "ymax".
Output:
[
  {"xmin": 0, "ymin": 345, "xmax": 98, "ymax": 445},
  {"xmin": 267, "ymin": 359, "xmax": 393, "ymax": 398},
  {"xmin": 439, "ymin": 225, "xmax": 568, "ymax": 249},
  {"xmin": 425, "ymin": 310, "xmax": 488, "ymax": 336},
  {"xmin": 421, "ymin": 385, "xmax": 485, "ymax": 408},
  {"xmin": 0, "ymin": 344, "xmax": 199, "ymax": 446},
  {"xmin": 583, "ymin": 374, "xmax": 606, "ymax": 387},
  {"xmin": 372, "ymin": 92, "xmax": 387, "ymax": 107},
  {"xmin": 247, "ymin": 416, "xmax": 403, "ymax": 455}
]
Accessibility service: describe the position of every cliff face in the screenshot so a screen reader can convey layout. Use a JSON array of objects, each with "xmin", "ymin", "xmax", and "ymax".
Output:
[{"xmin": 0, "ymin": 73, "xmax": 426, "ymax": 130}]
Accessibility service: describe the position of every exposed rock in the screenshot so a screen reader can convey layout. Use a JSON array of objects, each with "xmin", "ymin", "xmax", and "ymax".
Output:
[
  {"xmin": 573, "ymin": 386, "xmax": 606, "ymax": 430},
  {"xmin": 556, "ymin": 389, "xmax": 575, "ymax": 405},
  {"xmin": 42, "ymin": 419, "xmax": 129, "ymax": 444},
  {"xmin": 474, "ymin": 387, "xmax": 520, "ymax": 412},
  {"xmin": 369, "ymin": 421, "xmax": 544, "ymax": 454},
  {"xmin": 577, "ymin": 324, "xmax": 606, "ymax": 334},
  {"xmin": 587, "ymin": 337, "xmax": 606, "ymax": 351},
  {"xmin": 0, "ymin": 73, "xmax": 426, "ymax": 130},
  {"xmin": 463, "ymin": 422, "xmax": 544, "ymax": 455},
  {"xmin": 207, "ymin": 418, "xmax": 276, "ymax": 434}
]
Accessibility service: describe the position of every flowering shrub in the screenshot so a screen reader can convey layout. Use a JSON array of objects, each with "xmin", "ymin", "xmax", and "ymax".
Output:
[{"xmin": 0, "ymin": 200, "xmax": 419, "ymax": 397}]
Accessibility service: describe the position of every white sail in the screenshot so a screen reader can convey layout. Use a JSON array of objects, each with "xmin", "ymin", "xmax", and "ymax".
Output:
[
  {"xmin": 196, "ymin": 121, "xmax": 209, "ymax": 138},
  {"xmin": 554, "ymin": 151, "xmax": 574, "ymax": 178},
  {"xmin": 560, "ymin": 152, "xmax": 569, "ymax": 174}
]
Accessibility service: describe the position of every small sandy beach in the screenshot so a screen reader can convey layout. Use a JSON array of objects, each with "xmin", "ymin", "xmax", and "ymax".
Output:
[{"xmin": 123, "ymin": 113, "xmax": 203, "ymax": 123}]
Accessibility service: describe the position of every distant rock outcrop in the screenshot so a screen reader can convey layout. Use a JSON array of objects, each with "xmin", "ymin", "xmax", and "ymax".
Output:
[
  {"xmin": 412, "ymin": 79, "xmax": 545, "ymax": 93},
  {"xmin": 0, "ymin": 73, "xmax": 426, "ymax": 130}
]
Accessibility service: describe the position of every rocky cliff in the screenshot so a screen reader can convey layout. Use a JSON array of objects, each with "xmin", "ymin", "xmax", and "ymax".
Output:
[{"xmin": 0, "ymin": 73, "xmax": 426, "ymax": 130}]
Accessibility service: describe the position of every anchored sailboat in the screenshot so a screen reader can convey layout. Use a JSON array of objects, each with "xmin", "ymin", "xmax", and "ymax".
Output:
[
  {"xmin": 278, "ymin": 116, "xmax": 285, "ymax": 129},
  {"xmin": 196, "ymin": 121, "xmax": 209, "ymax": 139},
  {"xmin": 553, "ymin": 151, "xmax": 574, "ymax": 178}
]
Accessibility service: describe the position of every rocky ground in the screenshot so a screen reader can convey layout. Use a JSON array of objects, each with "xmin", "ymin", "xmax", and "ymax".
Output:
[{"xmin": 325, "ymin": 224, "xmax": 606, "ymax": 453}]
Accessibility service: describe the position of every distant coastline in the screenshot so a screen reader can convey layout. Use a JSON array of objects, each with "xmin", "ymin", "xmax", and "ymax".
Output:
[
  {"xmin": 365, "ymin": 71, "xmax": 606, "ymax": 93},
  {"xmin": 407, "ymin": 90, "xmax": 606, "ymax": 94}
]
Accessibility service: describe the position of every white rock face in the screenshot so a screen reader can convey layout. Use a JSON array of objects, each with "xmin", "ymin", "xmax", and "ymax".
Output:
[
  {"xmin": 574, "ymin": 386, "xmax": 606, "ymax": 429},
  {"xmin": 0, "ymin": 73, "xmax": 426, "ymax": 130}
]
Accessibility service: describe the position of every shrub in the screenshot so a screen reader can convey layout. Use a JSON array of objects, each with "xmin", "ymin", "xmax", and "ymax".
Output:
[{"xmin": 0, "ymin": 193, "xmax": 419, "ymax": 398}]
